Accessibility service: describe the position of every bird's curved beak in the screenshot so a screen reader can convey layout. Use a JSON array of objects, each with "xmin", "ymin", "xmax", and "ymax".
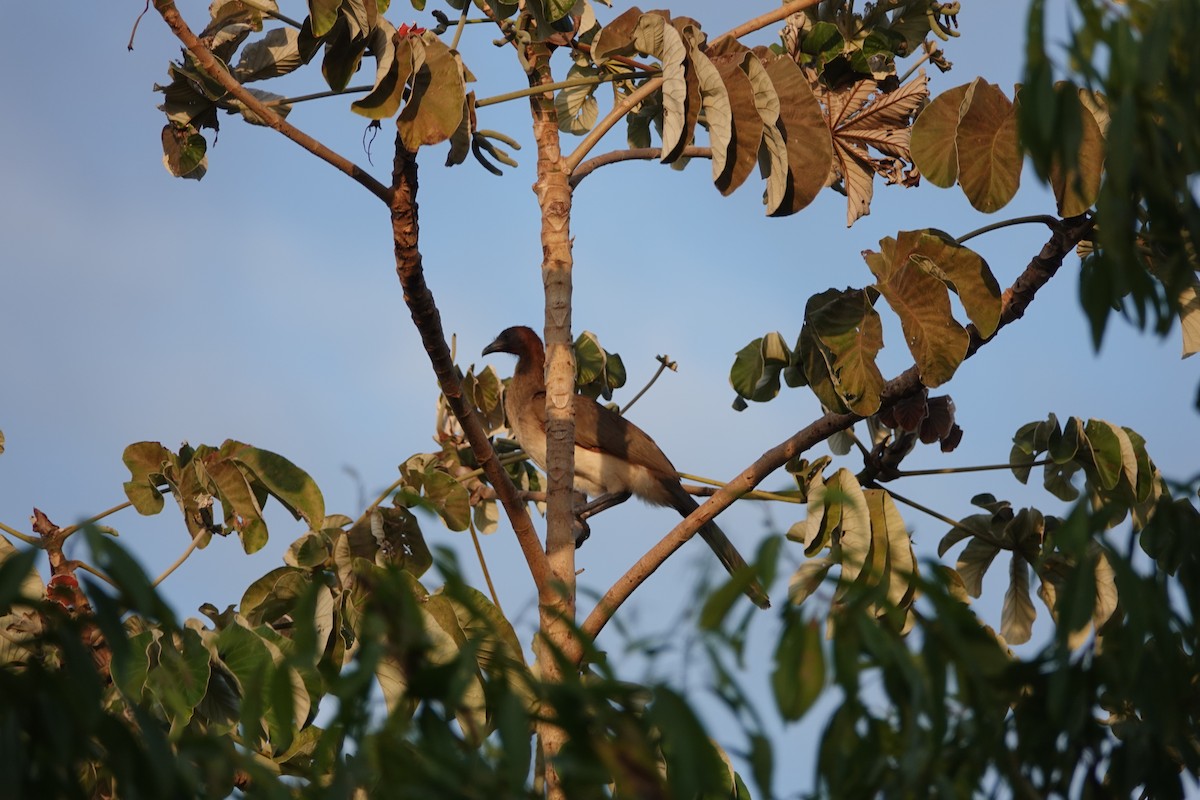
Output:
[{"xmin": 481, "ymin": 337, "xmax": 504, "ymax": 357}]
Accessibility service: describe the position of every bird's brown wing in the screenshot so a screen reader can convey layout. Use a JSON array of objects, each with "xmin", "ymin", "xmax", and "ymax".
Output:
[{"xmin": 571, "ymin": 394, "xmax": 678, "ymax": 476}]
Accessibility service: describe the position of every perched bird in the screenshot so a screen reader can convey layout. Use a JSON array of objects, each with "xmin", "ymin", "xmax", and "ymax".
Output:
[{"xmin": 483, "ymin": 326, "xmax": 770, "ymax": 608}]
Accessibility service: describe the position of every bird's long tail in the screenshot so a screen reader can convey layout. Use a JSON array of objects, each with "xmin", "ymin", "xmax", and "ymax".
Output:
[{"xmin": 666, "ymin": 482, "xmax": 771, "ymax": 609}]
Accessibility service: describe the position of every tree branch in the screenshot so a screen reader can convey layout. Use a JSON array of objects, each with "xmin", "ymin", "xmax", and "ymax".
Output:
[
  {"xmin": 570, "ymin": 146, "xmax": 712, "ymax": 188},
  {"xmin": 389, "ymin": 140, "xmax": 552, "ymax": 600},
  {"xmin": 151, "ymin": 0, "xmax": 392, "ymax": 204},
  {"xmin": 579, "ymin": 214, "xmax": 1095, "ymax": 644}
]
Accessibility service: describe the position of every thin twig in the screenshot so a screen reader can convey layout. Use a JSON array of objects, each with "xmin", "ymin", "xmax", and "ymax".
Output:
[
  {"xmin": 151, "ymin": 0, "xmax": 392, "ymax": 204},
  {"xmin": 450, "ymin": 3, "xmax": 470, "ymax": 51},
  {"xmin": 152, "ymin": 529, "xmax": 208, "ymax": 587},
  {"xmin": 0, "ymin": 520, "xmax": 40, "ymax": 546},
  {"xmin": 476, "ymin": 71, "xmax": 656, "ymax": 109},
  {"xmin": 60, "ymin": 501, "xmax": 133, "ymax": 540},
  {"xmin": 957, "ymin": 215, "xmax": 1061, "ymax": 244},
  {"xmin": 618, "ymin": 354, "xmax": 676, "ymax": 416},
  {"xmin": 896, "ymin": 46, "xmax": 933, "ymax": 84},
  {"xmin": 896, "ymin": 458, "xmax": 1054, "ymax": 477},
  {"xmin": 469, "ymin": 522, "xmax": 504, "ymax": 614},
  {"xmin": 875, "ymin": 486, "xmax": 971, "ymax": 535},
  {"xmin": 73, "ymin": 561, "xmax": 119, "ymax": 589},
  {"xmin": 579, "ymin": 214, "xmax": 1095, "ymax": 644},
  {"xmin": 266, "ymin": 85, "xmax": 374, "ymax": 107},
  {"xmin": 678, "ymin": 474, "xmax": 802, "ymax": 504},
  {"xmin": 570, "ymin": 146, "xmax": 713, "ymax": 187}
]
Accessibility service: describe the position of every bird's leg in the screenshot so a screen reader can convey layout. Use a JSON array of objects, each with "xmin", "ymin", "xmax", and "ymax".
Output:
[
  {"xmin": 571, "ymin": 491, "xmax": 632, "ymax": 549},
  {"xmin": 571, "ymin": 490, "xmax": 592, "ymax": 548},
  {"xmin": 576, "ymin": 491, "xmax": 633, "ymax": 521}
]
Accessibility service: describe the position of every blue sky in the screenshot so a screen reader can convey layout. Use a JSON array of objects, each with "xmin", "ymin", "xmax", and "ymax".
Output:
[{"xmin": 2, "ymin": 1, "xmax": 1197, "ymax": 794}]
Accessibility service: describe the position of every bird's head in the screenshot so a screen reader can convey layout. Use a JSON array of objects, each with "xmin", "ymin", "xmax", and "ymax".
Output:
[{"xmin": 482, "ymin": 326, "xmax": 542, "ymax": 358}]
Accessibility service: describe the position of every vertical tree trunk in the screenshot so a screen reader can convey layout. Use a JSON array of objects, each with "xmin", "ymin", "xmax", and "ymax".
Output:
[{"xmin": 526, "ymin": 41, "xmax": 576, "ymax": 800}]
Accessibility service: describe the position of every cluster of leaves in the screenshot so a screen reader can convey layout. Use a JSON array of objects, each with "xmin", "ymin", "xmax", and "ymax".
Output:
[
  {"xmin": 0, "ymin": 512, "xmax": 756, "ymax": 798},
  {"xmin": 1021, "ymin": 0, "xmax": 1200, "ymax": 351},
  {"xmin": 730, "ymin": 227, "xmax": 999, "ymax": 414},
  {"xmin": 562, "ymin": 6, "xmax": 930, "ymax": 222},
  {"xmin": 121, "ymin": 440, "xmax": 326, "ymax": 554},
  {"xmin": 157, "ymin": 0, "xmax": 521, "ymax": 178},
  {"xmin": 694, "ymin": 477, "xmax": 1200, "ymax": 799}
]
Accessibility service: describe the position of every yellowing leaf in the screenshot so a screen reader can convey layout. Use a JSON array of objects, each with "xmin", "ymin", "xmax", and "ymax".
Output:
[
  {"xmin": 788, "ymin": 556, "xmax": 834, "ymax": 605},
  {"xmin": 957, "ymin": 537, "xmax": 1001, "ymax": 597},
  {"xmin": 398, "ymin": 35, "xmax": 466, "ymax": 148},
  {"xmin": 1002, "ymin": 554, "xmax": 1036, "ymax": 645},
  {"xmin": 677, "ymin": 23, "xmax": 731, "ymax": 183},
  {"xmin": 909, "ymin": 231, "xmax": 1002, "ymax": 338},
  {"xmin": 1179, "ymin": 279, "xmax": 1200, "ymax": 358},
  {"xmin": 955, "ymin": 79, "xmax": 1020, "ymax": 213},
  {"xmin": 910, "ymin": 82, "xmax": 971, "ymax": 187},
  {"xmin": 831, "ymin": 470, "xmax": 871, "ymax": 585},
  {"xmin": 707, "ymin": 43, "xmax": 764, "ymax": 196},
  {"xmin": 760, "ymin": 53, "xmax": 833, "ymax": 216},
  {"xmin": 554, "ymin": 65, "xmax": 600, "ymax": 135},
  {"xmin": 1049, "ymin": 88, "xmax": 1104, "ymax": 217},
  {"xmin": 864, "ymin": 231, "xmax": 970, "ymax": 387},
  {"xmin": 351, "ymin": 28, "xmax": 418, "ymax": 119}
]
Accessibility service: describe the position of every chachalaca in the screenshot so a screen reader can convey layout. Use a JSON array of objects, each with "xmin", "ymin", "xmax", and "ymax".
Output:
[{"xmin": 482, "ymin": 326, "xmax": 770, "ymax": 608}]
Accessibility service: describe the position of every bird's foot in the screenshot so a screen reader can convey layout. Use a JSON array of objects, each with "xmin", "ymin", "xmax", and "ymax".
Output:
[{"xmin": 573, "ymin": 515, "xmax": 591, "ymax": 548}]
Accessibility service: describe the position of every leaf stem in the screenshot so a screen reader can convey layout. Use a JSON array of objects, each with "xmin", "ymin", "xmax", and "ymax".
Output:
[
  {"xmin": 875, "ymin": 486, "xmax": 968, "ymax": 534},
  {"xmin": 570, "ymin": 146, "xmax": 712, "ymax": 187},
  {"xmin": 896, "ymin": 46, "xmax": 933, "ymax": 84},
  {"xmin": 677, "ymin": 473, "xmax": 803, "ymax": 504},
  {"xmin": 60, "ymin": 501, "xmax": 133, "ymax": 540},
  {"xmin": 74, "ymin": 561, "xmax": 119, "ymax": 589},
  {"xmin": 957, "ymin": 215, "xmax": 1061, "ymax": 244},
  {"xmin": 895, "ymin": 458, "xmax": 1053, "ymax": 477},
  {"xmin": 266, "ymin": 85, "xmax": 374, "ymax": 107},
  {"xmin": 0, "ymin": 521, "xmax": 40, "ymax": 547},
  {"xmin": 450, "ymin": 3, "xmax": 470, "ymax": 51},
  {"xmin": 152, "ymin": 529, "xmax": 208, "ymax": 587},
  {"xmin": 475, "ymin": 71, "xmax": 656, "ymax": 109},
  {"xmin": 468, "ymin": 522, "xmax": 504, "ymax": 614},
  {"xmin": 618, "ymin": 355, "xmax": 676, "ymax": 416}
]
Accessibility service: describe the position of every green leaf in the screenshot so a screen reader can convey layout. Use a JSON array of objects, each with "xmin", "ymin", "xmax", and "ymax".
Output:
[
  {"xmin": 910, "ymin": 83, "xmax": 971, "ymax": 187},
  {"xmin": 423, "ymin": 469, "xmax": 471, "ymax": 531},
  {"xmin": 630, "ymin": 15, "xmax": 688, "ymax": 159},
  {"xmin": 223, "ymin": 441, "xmax": 325, "ymax": 530},
  {"xmin": 1082, "ymin": 419, "xmax": 1126, "ymax": 491},
  {"xmin": 648, "ymin": 687, "xmax": 727, "ymax": 798},
  {"xmin": 205, "ymin": 459, "xmax": 268, "ymax": 554},
  {"xmin": 146, "ymin": 627, "xmax": 211, "ymax": 736},
  {"xmin": 804, "ymin": 288, "xmax": 885, "ymax": 415},
  {"xmin": 864, "ymin": 231, "xmax": 970, "ymax": 386},
  {"xmin": 160, "ymin": 123, "xmax": 208, "ymax": 180},
  {"xmin": 772, "ymin": 612, "xmax": 825, "ymax": 721},
  {"xmin": 307, "ymin": 0, "xmax": 341, "ymax": 37},
  {"xmin": 955, "ymin": 79, "xmax": 1021, "ymax": 212},
  {"xmin": 729, "ymin": 333, "xmax": 791, "ymax": 405}
]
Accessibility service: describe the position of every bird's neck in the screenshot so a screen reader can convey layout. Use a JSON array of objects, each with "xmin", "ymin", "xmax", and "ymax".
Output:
[{"xmin": 513, "ymin": 343, "xmax": 547, "ymax": 390}]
